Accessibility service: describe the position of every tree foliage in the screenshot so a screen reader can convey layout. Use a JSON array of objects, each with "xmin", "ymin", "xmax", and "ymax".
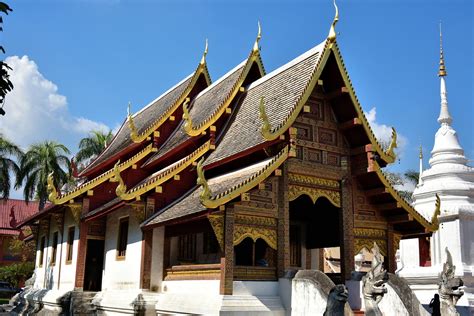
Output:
[
  {"xmin": 0, "ymin": 262, "xmax": 34, "ymax": 288},
  {"xmin": 0, "ymin": 2, "xmax": 13, "ymax": 116},
  {"xmin": 75, "ymin": 130, "xmax": 113, "ymax": 165},
  {"xmin": 16, "ymin": 141, "xmax": 71, "ymax": 209},
  {"xmin": 0, "ymin": 134, "xmax": 22, "ymax": 199}
]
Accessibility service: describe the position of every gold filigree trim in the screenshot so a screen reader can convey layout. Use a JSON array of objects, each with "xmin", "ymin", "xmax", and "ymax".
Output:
[
  {"xmin": 373, "ymin": 161, "xmax": 439, "ymax": 232},
  {"xmin": 184, "ymin": 25, "xmax": 265, "ymax": 137},
  {"xmin": 354, "ymin": 228, "xmax": 386, "ymax": 239},
  {"xmin": 197, "ymin": 146, "xmax": 289, "ymax": 209},
  {"xmin": 235, "ymin": 214, "xmax": 277, "ymax": 227},
  {"xmin": 288, "ymin": 185, "xmax": 341, "ymax": 207},
  {"xmin": 354, "ymin": 239, "xmax": 387, "ymax": 257},
  {"xmin": 67, "ymin": 203, "xmax": 82, "ymax": 224},
  {"xmin": 288, "ymin": 173, "xmax": 340, "ymax": 189},
  {"xmin": 113, "ymin": 141, "xmax": 212, "ymax": 201},
  {"xmin": 48, "ymin": 144, "xmax": 156, "ymax": 205},
  {"xmin": 208, "ymin": 212, "xmax": 224, "ymax": 251},
  {"xmin": 234, "ymin": 225, "xmax": 277, "ymax": 250}
]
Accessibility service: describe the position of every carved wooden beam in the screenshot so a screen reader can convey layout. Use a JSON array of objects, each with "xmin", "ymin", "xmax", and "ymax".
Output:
[
  {"xmin": 387, "ymin": 213, "xmax": 413, "ymax": 224},
  {"xmin": 363, "ymin": 187, "xmax": 389, "ymax": 197},
  {"xmin": 374, "ymin": 202, "xmax": 401, "ymax": 212},
  {"xmin": 325, "ymin": 86, "xmax": 349, "ymax": 100},
  {"xmin": 338, "ymin": 118, "xmax": 361, "ymax": 131}
]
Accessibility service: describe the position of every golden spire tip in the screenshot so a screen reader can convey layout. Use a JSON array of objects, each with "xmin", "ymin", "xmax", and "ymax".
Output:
[
  {"xmin": 327, "ymin": 0, "xmax": 339, "ymax": 43},
  {"xmin": 201, "ymin": 39, "xmax": 208, "ymax": 65},
  {"xmin": 253, "ymin": 21, "xmax": 262, "ymax": 52},
  {"xmin": 438, "ymin": 21, "xmax": 447, "ymax": 77}
]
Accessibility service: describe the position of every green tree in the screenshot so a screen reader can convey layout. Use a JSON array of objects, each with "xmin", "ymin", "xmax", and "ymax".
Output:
[
  {"xmin": 16, "ymin": 141, "xmax": 71, "ymax": 210},
  {"xmin": 75, "ymin": 130, "xmax": 113, "ymax": 164},
  {"xmin": 0, "ymin": 134, "xmax": 22, "ymax": 199},
  {"xmin": 404, "ymin": 170, "xmax": 419, "ymax": 186},
  {"xmin": 0, "ymin": 2, "xmax": 13, "ymax": 116}
]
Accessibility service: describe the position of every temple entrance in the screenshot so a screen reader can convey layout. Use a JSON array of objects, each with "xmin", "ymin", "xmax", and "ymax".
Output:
[
  {"xmin": 84, "ymin": 239, "xmax": 104, "ymax": 291},
  {"xmin": 289, "ymin": 194, "xmax": 342, "ymax": 281}
]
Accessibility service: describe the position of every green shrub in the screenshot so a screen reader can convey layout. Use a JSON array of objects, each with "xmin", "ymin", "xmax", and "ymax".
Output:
[{"xmin": 0, "ymin": 262, "xmax": 34, "ymax": 287}]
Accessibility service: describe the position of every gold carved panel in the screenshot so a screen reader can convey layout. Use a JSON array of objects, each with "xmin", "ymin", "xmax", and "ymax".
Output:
[
  {"xmin": 353, "ymin": 228, "xmax": 386, "ymax": 239},
  {"xmin": 234, "ymin": 214, "xmax": 277, "ymax": 227},
  {"xmin": 288, "ymin": 185, "xmax": 341, "ymax": 208},
  {"xmin": 233, "ymin": 225, "xmax": 277, "ymax": 250},
  {"xmin": 208, "ymin": 212, "xmax": 224, "ymax": 251},
  {"xmin": 288, "ymin": 173, "xmax": 340, "ymax": 189},
  {"xmin": 354, "ymin": 238, "xmax": 387, "ymax": 257}
]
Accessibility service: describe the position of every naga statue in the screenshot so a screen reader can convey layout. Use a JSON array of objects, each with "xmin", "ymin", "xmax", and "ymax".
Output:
[
  {"xmin": 362, "ymin": 242, "xmax": 389, "ymax": 316},
  {"xmin": 323, "ymin": 284, "xmax": 349, "ymax": 316},
  {"xmin": 439, "ymin": 247, "xmax": 464, "ymax": 316}
]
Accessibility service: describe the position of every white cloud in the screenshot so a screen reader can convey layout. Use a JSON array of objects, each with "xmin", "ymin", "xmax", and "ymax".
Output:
[
  {"xmin": 365, "ymin": 107, "xmax": 408, "ymax": 158},
  {"xmin": 0, "ymin": 56, "xmax": 110, "ymax": 152}
]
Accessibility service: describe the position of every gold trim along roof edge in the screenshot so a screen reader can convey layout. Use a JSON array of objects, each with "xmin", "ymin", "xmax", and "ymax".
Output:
[
  {"xmin": 373, "ymin": 161, "xmax": 440, "ymax": 232},
  {"xmin": 197, "ymin": 145, "xmax": 289, "ymax": 209},
  {"xmin": 112, "ymin": 140, "xmax": 212, "ymax": 201},
  {"xmin": 183, "ymin": 31, "xmax": 266, "ymax": 137},
  {"xmin": 48, "ymin": 144, "xmax": 157, "ymax": 205},
  {"xmin": 127, "ymin": 54, "xmax": 212, "ymax": 144}
]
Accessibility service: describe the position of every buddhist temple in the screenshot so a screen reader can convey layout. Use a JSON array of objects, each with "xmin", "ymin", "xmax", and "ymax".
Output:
[
  {"xmin": 398, "ymin": 25, "xmax": 474, "ymax": 314},
  {"xmin": 17, "ymin": 7, "xmax": 441, "ymax": 315}
]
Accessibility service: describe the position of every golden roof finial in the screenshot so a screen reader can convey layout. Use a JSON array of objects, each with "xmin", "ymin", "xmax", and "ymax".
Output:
[
  {"xmin": 386, "ymin": 127, "xmax": 398, "ymax": 159},
  {"xmin": 196, "ymin": 157, "xmax": 211, "ymax": 202},
  {"xmin": 127, "ymin": 102, "xmax": 140, "ymax": 143},
  {"xmin": 431, "ymin": 194, "xmax": 441, "ymax": 229},
  {"xmin": 182, "ymin": 97, "xmax": 193, "ymax": 134},
  {"xmin": 253, "ymin": 21, "xmax": 262, "ymax": 52},
  {"xmin": 327, "ymin": 0, "xmax": 339, "ymax": 43},
  {"xmin": 259, "ymin": 96, "xmax": 272, "ymax": 138},
  {"xmin": 47, "ymin": 172, "xmax": 58, "ymax": 204},
  {"xmin": 111, "ymin": 160, "xmax": 127, "ymax": 198},
  {"xmin": 438, "ymin": 22, "xmax": 447, "ymax": 77},
  {"xmin": 200, "ymin": 39, "xmax": 208, "ymax": 65}
]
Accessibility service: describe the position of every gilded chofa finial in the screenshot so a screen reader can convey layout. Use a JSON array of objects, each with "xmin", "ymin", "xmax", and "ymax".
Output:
[
  {"xmin": 196, "ymin": 157, "xmax": 211, "ymax": 202},
  {"xmin": 438, "ymin": 22, "xmax": 447, "ymax": 77},
  {"xmin": 127, "ymin": 102, "xmax": 140, "ymax": 143},
  {"xmin": 253, "ymin": 21, "xmax": 262, "ymax": 52},
  {"xmin": 200, "ymin": 39, "xmax": 208, "ymax": 65},
  {"xmin": 431, "ymin": 194, "xmax": 441, "ymax": 229},
  {"xmin": 47, "ymin": 172, "xmax": 58, "ymax": 204},
  {"xmin": 327, "ymin": 0, "xmax": 339, "ymax": 43},
  {"xmin": 259, "ymin": 96, "xmax": 272, "ymax": 138},
  {"xmin": 182, "ymin": 97, "xmax": 193, "ymax": 134},
  {"xmin": 386, "ymin": 127, "xmax": 397, "ymax": 159},
  {"xmin": 111, "ymin": 160, "xmax": 127, "ymax": 198}
]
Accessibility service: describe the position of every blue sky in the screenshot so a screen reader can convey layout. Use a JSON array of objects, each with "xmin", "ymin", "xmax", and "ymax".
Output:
[{"xmin": 2, "ymin": 0, "xmax": 473, "ymax": 183}]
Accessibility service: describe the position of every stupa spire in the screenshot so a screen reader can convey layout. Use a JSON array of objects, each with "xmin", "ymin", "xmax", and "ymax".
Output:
[
  {"xmin": 418, "ymin": 144, "xmax": 423, "ymax": 185},
  {"xmin": 437, "ymin": 22, "xmax": 452, "ymax": 126}
]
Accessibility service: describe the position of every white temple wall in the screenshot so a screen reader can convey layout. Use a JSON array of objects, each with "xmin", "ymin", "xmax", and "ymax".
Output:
[
  {"xmin": 460, "ymin": 216, "xmax": 474, "ymax": 267},
  {"xmin": 150, "ymin": 226, "xmax": 164, "ymax": 291},
  {"xmin": 33, "ymin": 222, "xmax": 47, "ymax": 289},
  {"xmin": 400, "ymin": 239, "xmax": 420, "ymax": 267},
  {"xmin": 433, "ymin": 219, "xmax": 463, "ymax": 271},
  {"xmin": 102, "ymin": 207, "xmax": 143, "ymax": 290},
  {"xmin": 58, "ymin": 210, "xmax": 79, "ymax": 291}
]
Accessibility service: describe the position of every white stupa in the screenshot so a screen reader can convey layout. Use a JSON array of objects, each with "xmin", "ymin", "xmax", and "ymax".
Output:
[{"xmin": 398, "ymin": 26, "xmax": 474, "ymax": 314}]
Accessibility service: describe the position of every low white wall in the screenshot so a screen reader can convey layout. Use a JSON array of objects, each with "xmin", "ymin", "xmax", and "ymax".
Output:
[{"xmin": 102, "ymin": 207, "xmax": 143, "ymax": 290}]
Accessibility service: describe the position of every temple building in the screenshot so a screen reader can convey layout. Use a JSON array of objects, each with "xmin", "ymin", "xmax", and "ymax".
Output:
[
  {"xmin": 398, "ymin": 28, "xmax": 474, "ymax": 314},
  {"xmin": 18, "ymin": 10, "xmax": 441, "ymax": 315}
]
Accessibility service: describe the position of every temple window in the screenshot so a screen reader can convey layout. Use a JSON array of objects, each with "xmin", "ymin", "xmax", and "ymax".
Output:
[
  {"xmin": 178, "ymin": 233, "xmax": 196, "ymax": 263},
  {"xmin": 38, "ymin": 236, "xmax": 45, "ymax": 267},
  {"xmin": 116, "ymin": 217, "xmax": 129, "ymax": 259},
  {"xmin": 290, "ymin": 224, "xmax": 302, "ymax": 267},
  {"xmin": 234, "ymin": 237, "xmax": 275, "ymax": 267},
  {"xmin": 66, "ymin": 226, "xmax": 75, "ymax": 264},
  {"xmin": 51, "ymin": 231, "xmax": 58, "ymax": 265}
]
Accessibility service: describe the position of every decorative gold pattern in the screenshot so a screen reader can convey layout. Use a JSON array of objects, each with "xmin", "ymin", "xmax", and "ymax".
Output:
[
  {"xmin": 208, "ymin": 212, "xmax": 224, "ymax": 251},
  {"xmin": 353, "ymin": 228, "xmax": 386, "ymax": 239},
  {"xmin": 67, "ymin": 203, "xmax": 82, "ymax": 224},
  {"xmin": 259, "ymin": 96, "xmax": 272, "ymax": 139},
  {"xmin": 385, "ymin": 127, "xmax": 397, "ymax": 161},
  {"xmin": 431, "ymin": 194, "xmax": 441, "ymax": 229},
  {"xmin": 354, "ymin": 239, "xmax": 387, "ymax": 257},
  {"xmin": 393, "ymin": 233, "xmax": 402, "ymax": 252},
  {"xmin": 127, "ymin": 102, "xmax": 140, "ymax": 142},
  {"xmin": 113, "ymin": 141, "xmax": 212, "ymax": 201},
  {"xmin": 288, "ymin": 173, "xmax": 340, "ymax": 188},
  {"xmin": 183, "ymin": 25, "xmax": 265, "ymax": 137},
  {"xmin": 438, "ymin": 23, "xmax": 447, "ymax": 77},
  {"xmin": 48, "ymin": 144, "xmax": 156, "ymax": 204},
  {"xmin": 233, "ymin": 225, "xmax": 277, "ymax": 250},
  {"xmin": 235, "ymin": 214, "xmax": 277, "ymax": 227},
  {"xmin": 197, "ymin": 146, "xmax": 289, "ymax": 209},
  {"xmin": 327, "ymin": 0, "xmax": 339, "ymax": 43},
  {"xmin": 129, "ymin": 202, "xmax": 146, "ymax": 223},
  {"xmin": 288, "ymin": 185, "xmax": 341, "ymax": 207}
]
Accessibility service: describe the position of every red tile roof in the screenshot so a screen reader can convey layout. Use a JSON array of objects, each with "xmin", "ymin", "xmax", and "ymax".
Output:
[{"xmin": 0, "ymin": 199, "xmax": 40, "ymax": 236}]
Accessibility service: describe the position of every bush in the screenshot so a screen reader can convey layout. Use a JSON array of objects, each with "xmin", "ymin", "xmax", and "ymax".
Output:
[{"xmin": 0, "ymin": 262, "xmax": 34, "ymax": 288}]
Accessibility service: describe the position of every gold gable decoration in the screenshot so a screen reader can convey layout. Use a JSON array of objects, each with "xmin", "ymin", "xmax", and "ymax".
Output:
[
  {"xmin": 354, "ymin": 239, "xmax": 387, "ymax": 257},
  {"xmin": 233, "ymin": 225, "xmax": 277, "ymax": 250},
  {"xmin": 208, "ymin": 212, "xmax": 224, "ymax": 251},
  {"xmin": 288, "ymin": 185, "xmax": 341, "ymax": 208}
]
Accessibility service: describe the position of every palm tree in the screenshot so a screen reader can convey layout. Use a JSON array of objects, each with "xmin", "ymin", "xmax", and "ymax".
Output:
[
  {"xmin": 16, "ymin": 141, "xmax": 71, "ymax": 210},
  {"xmin": 75, "ymin": 130, "xmax": 113, "ymax": 164},
  {"xmin": 404, "ymin": 170, "xmax": 420, "ymax": 186},
  {"xmin": 0, "ymin": 134, "xmax": 22, "ymax": 199}
]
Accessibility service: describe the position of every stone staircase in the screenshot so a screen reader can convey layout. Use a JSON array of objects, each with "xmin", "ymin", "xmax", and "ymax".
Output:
[{"xmin": 70, "ymin": 291, "xmax": 97, "ymax": 315}]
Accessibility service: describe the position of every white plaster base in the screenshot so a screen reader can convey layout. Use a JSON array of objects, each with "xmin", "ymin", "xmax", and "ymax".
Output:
[{"xmin": 92, "ymin": 289, "xmax": 159, "ymax": 315}]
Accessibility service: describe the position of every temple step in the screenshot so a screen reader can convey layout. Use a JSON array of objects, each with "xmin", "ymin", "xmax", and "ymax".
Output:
[{"xmin": 70, "ymin": 291, "xmax": 97, "ymax": 315}]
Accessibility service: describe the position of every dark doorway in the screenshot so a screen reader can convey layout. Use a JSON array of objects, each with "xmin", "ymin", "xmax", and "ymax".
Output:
[{"xmin": 84, "ymin": 239, "xmax": 104, "ymax": 291}]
